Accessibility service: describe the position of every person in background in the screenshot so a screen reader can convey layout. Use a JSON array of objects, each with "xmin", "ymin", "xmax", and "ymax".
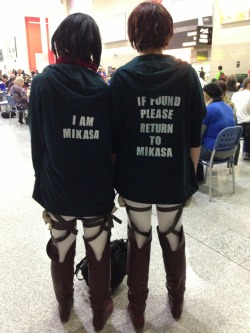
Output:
[
  {"xmin": 231, "ymin": 78, "xmax": 250, "ymax": 160},
  {"xmin": 216, "ymin": 80, "xmax": 240, "ymax": 164},
  {"xmin": 110, "ymin": 2, "xmax": 206, "ymax": 330},
  {"xmin": 6, "ymin": 73, "xmax": 16, "ymax": 91},
  {"xmin": 196, "ymin": 83, "xmax": 236, "ymax": 182},
  {"xmin": 215, "ymin": 65, "xmax": 226, "ymax": 81},
  {"xmin": 17, "ymin": 68, "xmax": 25, "ymax": 77},
  {"xmin": 97, "ymin": 66, "xmax": 107, "ymax": 80},
  {"xmin": 216, "ymin": 80, "xmax": 236, "ymax": 119},
  {"xmin": 9, "ymin": 76, "xmax": 29, "ymax": 124},
  {"xmin": 226, "ymin": 76, "xmax": 238, "ymax": 101},
  {"xmin": 199, "ymin": 68, "xmax": 206, "ymax": 88},
  {"xmin": 200, "ymin": 67, "xmax": 205, "ymax": 80},
  {"xmin": 236, "ymin": 76, "xmax": 244, "ymax": 91},
  {"xmin": 29, "ymin": 13, "xmax": 115, "ymax": 330},
  {"xmin": 0, "ymin": 74, "xmax": 8, "ymax": 90}
]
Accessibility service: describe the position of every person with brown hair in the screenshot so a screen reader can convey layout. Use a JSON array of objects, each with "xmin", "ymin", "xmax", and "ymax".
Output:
[
  {"xmin": 216, "ymin": 80, "xmax": 237, "ymax": 119},
  {"xmin": 110, "ymin": 1, "xmax": 206, "ymax": 330},
  {"xmin": 29, "ymin": 12, "xmax": 115, "ymax": 330}
]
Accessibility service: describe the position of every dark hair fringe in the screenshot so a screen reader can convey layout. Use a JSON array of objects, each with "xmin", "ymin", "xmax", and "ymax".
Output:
[{"xmin": 51, "ymin": 12, "xmax": 102, "ymax": 68}]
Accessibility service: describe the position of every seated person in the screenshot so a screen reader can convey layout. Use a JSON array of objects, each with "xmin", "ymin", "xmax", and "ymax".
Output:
[
  {"xmin": 216, "ymin": 80, "xmax": 236, "ymax": 119},
  {"xmin": 9, "ymin": 76, "xmax": 29, "ymax": 124},
  {"xmin": 196, "ymin": 83, "xmax": 236, "ymax": 182},
  {"xmin": 216, "ymin": 80, "xmax": 239, "ymax": 165},
  {"xmin": 97, "ymin": 66, "xmax": 107, "ymax": 79},
  {"xmin": 0, "ymin": 74, "xmax": 8, "ymax": 91}
]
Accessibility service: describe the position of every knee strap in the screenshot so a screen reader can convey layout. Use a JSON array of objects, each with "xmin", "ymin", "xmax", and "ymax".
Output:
[
  {"xmin": 156, "ymin": 204, "xmax": 183, "ymax": 237},
  {"xmin": 125, "ymin": 203, "xmax": 152, "ymax": 237},
  {"xmin": 45, "ymin": 211, "xmax": 78, "ymax": 245},
  {"xmin": 82, "ymin": 213, "xmax": 121, "ymax": 243}
]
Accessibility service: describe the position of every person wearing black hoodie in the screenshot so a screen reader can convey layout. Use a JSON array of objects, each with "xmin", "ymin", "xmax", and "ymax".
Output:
[
  {"xmin": 110, "ymin": 2, "xmax": 206, "ymax": 330},
  {"xmin": 29, "ymin": 13, "xmax": 115, "ymax": 330}
]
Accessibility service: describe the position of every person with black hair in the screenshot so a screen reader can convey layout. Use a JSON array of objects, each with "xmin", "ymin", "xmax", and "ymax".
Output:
[
  {"xmin": 29, "ymin": 12, "xmax": 115, "ymax": 330},
  {"xmin": 200, "ymin": 67, "xmax": 205, "ymax": 80},
  {"xmin": 196, "ymin": 83, "xmax": 236, "ymax": 181},
  {"xmin": 215, "ymin": 65, "xmax": 226, "ymax": 81},
  {"xmin": 0, "ymin": 74, "xmax": 8, "ymax": 90},
  {"xmin": 110, "ymin": 1, "xmax": 206, "ymax": 330}
]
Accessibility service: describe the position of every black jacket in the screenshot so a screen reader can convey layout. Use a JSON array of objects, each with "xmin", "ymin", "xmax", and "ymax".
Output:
[
  {"xmin": 110, "ymin": 54, "xmax": 206, "ymax": 204},
  {"xmin": 29, "ymin": 64, "xmax": 115, "ymax": 216}
]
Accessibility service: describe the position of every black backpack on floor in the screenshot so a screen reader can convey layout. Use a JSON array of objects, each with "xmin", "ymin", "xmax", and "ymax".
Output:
[{"xmin": 75, "ymin": 238, "xmax": 128, "ymax": 292}]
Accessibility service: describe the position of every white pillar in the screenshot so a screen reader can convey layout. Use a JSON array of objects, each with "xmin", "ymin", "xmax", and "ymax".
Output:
[{"xmin": 40, "ymin": 17, "xmax": 48, "ymax": 55}]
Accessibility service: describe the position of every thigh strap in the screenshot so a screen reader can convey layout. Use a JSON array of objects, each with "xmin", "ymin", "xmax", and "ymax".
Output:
[
  {"xmin": 125, "ymin": 203, "xmax": 152, "ymax": 237},
  {"xmin": 48, "ymin": 213, "xmax": 78, "ymax": 244},
  {"xmin": 156, "ymin": 203, "xmax": 183, "ymax": 236},
  {"xmin": 82, "ymin": 213, "xmax": 121, "ymax": 243}
]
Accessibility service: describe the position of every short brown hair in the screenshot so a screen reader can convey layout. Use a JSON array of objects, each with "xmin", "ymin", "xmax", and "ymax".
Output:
[
  {"xmin": 128, "ymin": 1, "xmax": 173, "ymax": 53},
  {"xmin": 216, "ymin": 80, "xmax": 227, "ymax": 94},
  {"xmin": 243, "ymin": 77, "xmax": 250, "ymax": 89}
]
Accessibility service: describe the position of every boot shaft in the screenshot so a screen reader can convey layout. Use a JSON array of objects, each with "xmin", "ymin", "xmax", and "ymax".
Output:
[
  {"xmin": 46, "ymin": 239, "xmax": 76, "ymax": 322},
  {"xmin": 84, "ymin": 238, "xmax": 111, "ymax": 312},
  {"xmin": 157, "ymin": 226, "xmax": 186, "ymax": 297},
  {"xmin": 127, "ymin": 227, "xmax": 152, "ymax": 311}
]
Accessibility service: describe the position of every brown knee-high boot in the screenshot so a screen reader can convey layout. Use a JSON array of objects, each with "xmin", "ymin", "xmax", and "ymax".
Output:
[
  {"xmin": 46, "ymin": 239, "xmax": 76, "ymax": 322},
  {"xmin": 157, "ymin": 226, "xmax": 186, "ymax": 320},
  {"xmin": 127, "ymin": 226, "xmax": 152, "ymax": 330},
  {"xmin": 84, "ymin": 230, "xmax": 113, "ymax": 331}
]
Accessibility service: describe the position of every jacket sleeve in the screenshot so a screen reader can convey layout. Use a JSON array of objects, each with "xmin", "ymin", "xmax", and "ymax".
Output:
[{"xmin": 29, "ymin": 76, "xmax": 45, "ymax": 177}]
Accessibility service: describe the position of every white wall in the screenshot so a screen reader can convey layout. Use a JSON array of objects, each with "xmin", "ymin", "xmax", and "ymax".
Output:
[
  {"xmin": 93, "ymin": 0, "xmax": 214, "ymax": 70},
  {"xmin": 0, "ymin": 0, "xmax": 66, "ymax": 74},
  {"xmin": 210, "ymin": 0, "xmax": 250, "ymax": 78}
]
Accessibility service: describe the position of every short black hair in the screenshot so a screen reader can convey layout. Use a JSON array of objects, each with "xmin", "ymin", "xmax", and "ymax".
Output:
[
  {"xmin": 51, "ymin": 12, "xmax": 102, "ymax": 68},
  {"xmin": 218, "ymin": 65, "xmax": 223, "ymax": 70},
  {"xmin": 128, "ymin": 1, "xmax": 173, "ymax": 53},
  {"xmin": 203, "ymin": 83, "xmax": 223, "ymax": 98}
]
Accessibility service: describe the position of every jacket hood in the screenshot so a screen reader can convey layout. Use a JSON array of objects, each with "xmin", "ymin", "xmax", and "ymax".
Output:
[
  {"xmin": 114, "ymin": 54, "xmax": 192, "ymax": 92},
  {"xmin": 42, "ymin": 64, "xmax": 108, "ymax": 101}
]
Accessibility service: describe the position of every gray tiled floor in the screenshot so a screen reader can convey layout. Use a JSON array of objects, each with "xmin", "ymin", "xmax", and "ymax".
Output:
[{"xmin": 0, "ymin": 116, "xmax": 250, "ymax": 333}]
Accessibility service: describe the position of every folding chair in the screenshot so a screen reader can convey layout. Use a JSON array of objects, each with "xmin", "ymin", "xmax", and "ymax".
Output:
[
  {"xmin": 200, "ymin": 126, "xmax": 243, "ymax": 201},
  {"xmin": 6, "ymin": 95, "xmax": 18, "ymax": 125}
]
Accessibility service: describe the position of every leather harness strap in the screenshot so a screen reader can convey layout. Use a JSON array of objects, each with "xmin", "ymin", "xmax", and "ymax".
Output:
[
  {"xmin": 49, "ymin": 213, "xmax": 78, "ymax": 244},
  {"xmin": 82, "ymin": 213, "xmax": 122, "ymax": 243},
  {"xmin": 125, "ymin": 203, "xmax": 152, "ymax": 237},
  {"xmin": 156, "ymin": 203, "xmax": 183, "ymax": 236}
]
